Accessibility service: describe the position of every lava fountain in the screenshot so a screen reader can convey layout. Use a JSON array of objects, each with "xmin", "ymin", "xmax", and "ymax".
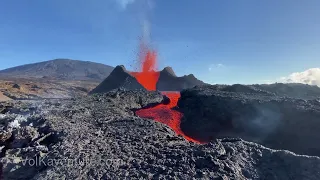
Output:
[
  {"xmin": 131, "ymin": 47, "xmax": 204, "ymax": 144},
  {"xmin": 130, "ymin": 49, "xmax": 159, "ymax": 91}
]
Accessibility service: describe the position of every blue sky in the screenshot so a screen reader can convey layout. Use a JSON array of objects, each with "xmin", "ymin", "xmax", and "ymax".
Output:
[{"xmin": 1, "ymin": 0, "xmax": 319, "ymax": 84}]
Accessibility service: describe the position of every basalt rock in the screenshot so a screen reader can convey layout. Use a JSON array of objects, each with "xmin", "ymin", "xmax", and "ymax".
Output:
[{"xmin": 178, "ymin": 84, "xmax": 320, "ymax": 156}]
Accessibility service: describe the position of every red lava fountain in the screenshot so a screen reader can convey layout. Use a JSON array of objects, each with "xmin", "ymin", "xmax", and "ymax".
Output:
[
  {"xmin": 130, "ymin": 50, "xmax": 160, "ymax": 91},
  {"xmin": 131, "ymin": 48, "xmax": 204, "ymax": 144}
]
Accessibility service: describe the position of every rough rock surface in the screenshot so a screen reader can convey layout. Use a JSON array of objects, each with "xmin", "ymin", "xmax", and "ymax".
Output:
[
  {"xmin": 89, "ymin": 66, "xmax": 145, "ymax": 94},
  {"xmin": 179, "ymin": 84, "xmax": 320, "ymax": 156},
  {"xmin": 0, "ymin": 90, "xmax": 320, "ymax": 179},
  {"xmin": 156, "ymin": 67, "xmax": 207, "ymax": 91}
]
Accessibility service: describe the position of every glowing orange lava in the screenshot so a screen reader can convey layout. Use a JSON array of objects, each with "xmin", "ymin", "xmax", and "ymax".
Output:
[
  {"xmin": 130, "ymin": 50, "xmax": 160, "ymax": 91},
  {"xmin": 135, "ymin": 92, "xmax": 204, "ymax": 144}
]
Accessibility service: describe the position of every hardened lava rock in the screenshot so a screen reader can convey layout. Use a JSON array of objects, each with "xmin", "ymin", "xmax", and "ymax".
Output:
[
  {"xmin": 179, "ymin": 84, "xmax": 320, "ymax": 156},
  {"xmin": 1, "ymin": 89, "xmax": 320, "ymax": 179}
]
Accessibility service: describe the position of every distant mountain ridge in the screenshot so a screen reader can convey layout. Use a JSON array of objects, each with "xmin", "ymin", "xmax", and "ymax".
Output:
[{"xmin": 0, "ymin": 59, "xmax": 114, "ymax": 81}]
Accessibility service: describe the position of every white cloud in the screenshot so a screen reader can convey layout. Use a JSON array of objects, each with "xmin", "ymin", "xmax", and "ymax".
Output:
[
  {"xmin": 208, "ymin": 63, "xmax": 225, "ymax": 71},
  {"xmin": 278, "ymin": 68, "xmax": 320, "ymax": 86}
]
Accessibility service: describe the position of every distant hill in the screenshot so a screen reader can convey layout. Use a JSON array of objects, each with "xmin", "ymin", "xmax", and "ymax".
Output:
[
  {"xmin": 0, "ymin": 59, "xmax": 114, "ymax": 81},
  {"xmin": 251, "ymin": 83, "xmax": 320, "ymax": 100}
]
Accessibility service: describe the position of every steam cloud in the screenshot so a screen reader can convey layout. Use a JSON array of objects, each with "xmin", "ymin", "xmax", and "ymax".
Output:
[
  {"xmin": 139, "ymin": 0, "xmax": 153, "ymax": 44},
  {"xmin": 279, "ymin": 68, "xmax": 320, "ymax": 87}
]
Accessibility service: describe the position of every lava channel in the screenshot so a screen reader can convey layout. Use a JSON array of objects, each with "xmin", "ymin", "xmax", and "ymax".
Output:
[{"xmin": 135, "ymin": 91, "xmax": 205, "ymax": 144}]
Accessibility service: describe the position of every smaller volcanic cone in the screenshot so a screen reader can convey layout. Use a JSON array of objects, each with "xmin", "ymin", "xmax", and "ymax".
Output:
[
  {"xmin": 161, "ymin": 67, "xmax": 177, "ymax": 77},
  {"xmin": 89, "ymin": 65, "xmax": 146, "ymax": 94},
  {"xmin": 156, "ymin": 67, "xmax": 206, "ymax": 91}
]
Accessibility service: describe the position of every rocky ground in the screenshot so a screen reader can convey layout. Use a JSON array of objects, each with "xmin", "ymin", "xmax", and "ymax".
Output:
[
  {"xmin": 1, "ymin": 89, "xmax": 320, "ymax": 179},
  {"xmin": 179, "ymin": 84, "xmax": 320, "ymax": 157}
]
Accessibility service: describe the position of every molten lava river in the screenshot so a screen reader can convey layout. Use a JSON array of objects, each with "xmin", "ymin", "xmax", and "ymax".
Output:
[
  {"xmin": 135, "ymin": 91, "xmax": 203, "ymax": 144},
  {"xmin": 131, "ymin": 49, "xmax": 204, "ymax": 144}
]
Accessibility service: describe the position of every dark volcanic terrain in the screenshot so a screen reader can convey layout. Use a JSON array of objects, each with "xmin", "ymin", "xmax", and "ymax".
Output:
[
  {"xmin": 179, "ymin": 84, "xmax": 320, "ymax": 156},
  {"xmin": 0, "ymin": 90, "xmax": 320, "ymax": 179},
  {"xmin": 0, "ymin": 59, "xmax": 114, "ymax": 81}
]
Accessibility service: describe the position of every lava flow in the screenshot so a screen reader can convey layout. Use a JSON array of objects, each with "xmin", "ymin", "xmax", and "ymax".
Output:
[
  {"xmin": 131, "ymin": 47, "xmax": 204, "ymax": 144},
  {"xmin": 135, "ymin": 91, "xmax": 204, "ymax": 144}
]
